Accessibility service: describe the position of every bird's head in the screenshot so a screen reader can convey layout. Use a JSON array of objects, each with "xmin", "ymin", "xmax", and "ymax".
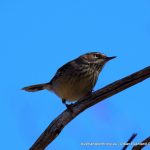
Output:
[{"xmin": 80, "ymin": 52, "xmax": 116, "ymax": 65}]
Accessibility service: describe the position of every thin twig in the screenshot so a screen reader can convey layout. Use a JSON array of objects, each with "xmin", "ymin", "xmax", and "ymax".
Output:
[
  {"xmin": 30, "ymin": 66, "xmax": 150, "ymax": 150},
  {"xmin": 122, "ymin": 133, "xmax": 137, "ymax": 150},
  {"xmin": 132, "ymin": 136, "xmax": 150, "ymax": 150}
]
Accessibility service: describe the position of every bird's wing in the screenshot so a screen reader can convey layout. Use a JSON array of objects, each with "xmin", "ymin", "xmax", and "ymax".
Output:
[{"xmin": 49, "ymin": 60, "xmax": 75, "ymax": 84}]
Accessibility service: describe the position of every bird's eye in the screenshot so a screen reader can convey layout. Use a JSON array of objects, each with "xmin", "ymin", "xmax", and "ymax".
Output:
[{"xmin": 94, "ymin": 54, "xmax": 100, "ymax": 59}]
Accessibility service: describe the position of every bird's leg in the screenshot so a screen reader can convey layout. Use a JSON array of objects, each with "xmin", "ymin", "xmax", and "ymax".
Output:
[
  {"xmin": 62, "ymin": 99, "xmax": 73, "ymax": 112},
  {"xmin": 78, "ymin": 90, "xmax": 93, "ymax": 102},
  {"xmin": 62, "ymin": 99, "xmax": 67, "ymax": 105},
  {"xmin": 87, "ymin": 89, "xmax": 93, "ymax": 95}
]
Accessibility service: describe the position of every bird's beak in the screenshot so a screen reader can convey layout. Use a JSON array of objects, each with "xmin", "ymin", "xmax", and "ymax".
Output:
[{"xmin": 105, "ymin": 56, "xmax": 116, "ymax": 61}]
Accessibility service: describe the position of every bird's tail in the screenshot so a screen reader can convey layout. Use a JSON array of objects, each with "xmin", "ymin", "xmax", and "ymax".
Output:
[{"xmin": 22, "ymin": 83, "xmax": 51, "ymax": 92}]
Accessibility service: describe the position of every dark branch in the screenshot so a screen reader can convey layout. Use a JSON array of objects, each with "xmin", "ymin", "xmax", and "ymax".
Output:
[
  {"xmin": 122, "ymin": 133, "xmax": 137, "ymax": 150},
  {"xmin": 132, "ymin": 136, "xmax": 150, "ymax": 150},
  {"xmin": 30, "ymin": 66, "xmax": 150, "ymax": 150}
]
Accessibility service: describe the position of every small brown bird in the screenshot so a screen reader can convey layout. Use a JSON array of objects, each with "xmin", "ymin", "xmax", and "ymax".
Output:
[{"xmin": 22, "ymin": 52, "xmax": 116, "ymax": 108}]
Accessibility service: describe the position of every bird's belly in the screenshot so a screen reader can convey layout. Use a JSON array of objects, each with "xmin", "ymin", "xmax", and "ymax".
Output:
[{"xmin": 52, "ymin": 78, "xmax": 93, "ymax": 102}]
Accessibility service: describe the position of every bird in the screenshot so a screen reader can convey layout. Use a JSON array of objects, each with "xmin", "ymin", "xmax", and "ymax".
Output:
[{"xmin": 22, "ymin": 52, "xmax": 116, "ymax": 108}]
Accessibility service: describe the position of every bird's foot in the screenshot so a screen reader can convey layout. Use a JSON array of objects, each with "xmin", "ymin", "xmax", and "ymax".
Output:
[
  {"xmin": 65, "ymin": 103, "xmax": 73, "ymax": 113},
  {"xmin": 87, "ymin": 90, "xmax": 93, "ymax": 95},
  {"xmin": 62, "ymin": 99, "xmax": 73, "ymax": 112}
]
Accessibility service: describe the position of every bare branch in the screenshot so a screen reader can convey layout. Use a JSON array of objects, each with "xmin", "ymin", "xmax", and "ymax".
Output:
[
  {"xmin": 122, "ymin": 133, "xmax": 137, "ymax": 150},
  {"xmin": 30, "ymin": 66, "xmax": 150, "ymax": 150},
  {"xmin": 132, "ymin": 136, "xmax": 150, "ymax": 150}
]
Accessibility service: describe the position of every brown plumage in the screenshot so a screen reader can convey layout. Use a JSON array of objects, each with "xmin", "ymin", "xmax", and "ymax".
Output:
[{"xmin": 22, "ymin": 52, "xmax": 116, "ymax": 108}]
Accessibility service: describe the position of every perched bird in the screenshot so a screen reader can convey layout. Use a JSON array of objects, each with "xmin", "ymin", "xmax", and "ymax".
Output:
[{"xmin": 22, "ymin": 52, "xmax": 116, "ymax": 108}]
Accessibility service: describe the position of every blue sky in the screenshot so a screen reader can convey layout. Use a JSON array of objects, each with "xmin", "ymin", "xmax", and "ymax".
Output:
[{"xmin": 0, "ymin": 0, "xmax": 150, "ymax": 149}]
